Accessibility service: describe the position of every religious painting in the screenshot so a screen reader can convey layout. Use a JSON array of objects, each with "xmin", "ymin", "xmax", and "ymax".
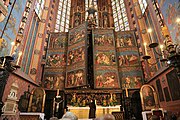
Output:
[
  {"xmin": 66, "ymin": 69, "xmax": 86, "ymax": 88},
  {"xmin": 94, "ymin": 34, "xmax": 114, "ymax": 46},
  {"xmin": 157, "ymin": 0, "xmax": 180, "ymax": 43},
  {"xmin": 93, "ymin": 29, "xmax": 120, "ymax": 89},
  {"xmin": 49, "ymin": 33, "xmax": 68, "ymax": 49},
  {"xmin": 121, "ymin": 76, "xmax": 142, "ymax": 89},
  {"xmin": 93, "ymin": 29, "xmax": 115, "ymax": 49},
  {"xmin": 95, "ymin": 51, "xmax": 116, "ymax": 66},
  {"xmin": 68, "ymin": 23, "xmax": 87, "ymax": 46},
  {"xmin": 66, "ymin": 22, "xmax": 88, "ymax": 88},
  {"xmin": 140, "ymin": 85, "xmax": 159, "ymax": 111},
  {"xmin": 118, "ymin": 54, "xmax": 139, "ymax": 67},
  {"xmin": 95, "ymin": 71, "xmax": 120, "ymax": 89},
  {"xmin": 67, "ymin": 46, "xmax": 85, "ymax": 65},
  {"xmin": 116, "ymin": 31, "xmax": 136, "ymax": 48},
  {"xmin": 28, "ymin": 87, "xmax": 46, "ymax": 112},
  {"xmin": 46, "ymin": 53, "xmax": 66, "ymax": 67},
  {"xmin": 43, "ymin": 74, "xmax": 65, "ymax": 90}
]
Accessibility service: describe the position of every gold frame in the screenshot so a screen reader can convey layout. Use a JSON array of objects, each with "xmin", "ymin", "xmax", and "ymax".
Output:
[
  {"xmin": 28, "ymin": 87, "xmax": 46, "ymax": 112},
  {"xmin": 140, "ymin": 85, "xmax": 159, "ymax": 111}
]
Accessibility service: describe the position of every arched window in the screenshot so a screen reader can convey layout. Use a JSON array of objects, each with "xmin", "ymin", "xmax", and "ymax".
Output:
[
  {"xmin": 55, "ymin": 0, "xmax": 71, "ymax": 32},
  {"xmin": 138, "ymin": 0, "xmax": 147, "ymax": 14},
  {"xmin": 111, "ymin": 0, "xmax": 130, "ymax": 31},
  {"xmin": 35, "ymin": 0, "xmax": 45, "ymax": 19}
]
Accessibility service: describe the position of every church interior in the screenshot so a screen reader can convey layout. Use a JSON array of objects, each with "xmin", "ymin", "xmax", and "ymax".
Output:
[{"xmin": 0, "ymin": 0, "xmax": 180, "ymax": 120}]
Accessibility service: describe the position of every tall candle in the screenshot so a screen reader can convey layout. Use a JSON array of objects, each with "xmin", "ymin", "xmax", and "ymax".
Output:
[
  {"xmin": 125, "ymin": 88, "xmax": 128, "ymax": 97},
  {"xmin": 9, "ymin": 42, "xmax": 15, "ymax": 56},
  {"xmin": 144, "ymin": 43, "xmax": 148, "ymax": 56},
  {"xmin": 160, "ymin": 45, "xmax": 165, "ymax": 59},
  {"xmin": 2, "ymin": 57, "xmax": 6, "ymax": 67},
  {"xmin": 57, "ymin": 89, "xmax": 59, "ymax": 96},
  {"xmin": 16, "ymin": 51, "xmax": 22, "ymax": 65},
  {"xmin": 147, "ymin": 28, "xmax": 153, "ymax": 43}
]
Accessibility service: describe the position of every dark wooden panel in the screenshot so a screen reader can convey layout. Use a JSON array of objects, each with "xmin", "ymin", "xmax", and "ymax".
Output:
[
  {"xmin": 156, "ymin": 79, "xmax": 164, "ymax": 102},
  {"xmin": 163, "ymin": 87, "xmax": 171, "ymax": 102},
  {"xmin": 166, "ymin": 69, "xmax": 180, "ymax": 101}
]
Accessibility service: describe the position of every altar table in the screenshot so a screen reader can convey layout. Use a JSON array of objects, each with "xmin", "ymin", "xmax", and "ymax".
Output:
[{"xmin": 68, "ymin": 105, "xmax": 120, "ymax": 119}]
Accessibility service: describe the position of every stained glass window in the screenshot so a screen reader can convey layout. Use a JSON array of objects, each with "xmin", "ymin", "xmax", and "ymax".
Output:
[
  {"xmin": 138, "ymin": 0, "xmax": 147, "ymax": 14},
  {"xmin": 111, "ymin": 0, "xmax": 130, "ymax": 31},
  {"xmin": 55, "ymin": 0, "xmax": 71, "ymax": 32},
  {"xmin": 34, "ymin": 0, "xmax": 45, "ymax": 19}
]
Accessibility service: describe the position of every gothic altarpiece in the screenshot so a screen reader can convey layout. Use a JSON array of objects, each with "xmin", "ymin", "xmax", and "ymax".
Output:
[{"xmin": 42, "ymin": 1, "xmax": 143, "ymax": 118}]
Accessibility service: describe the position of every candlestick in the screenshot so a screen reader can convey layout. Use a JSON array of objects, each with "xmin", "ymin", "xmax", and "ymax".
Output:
[
  {"xmin": 144, "ymin": 42, "xmax": 148, "ymax": 56},
  {"xmin": 160, "ymin": 44, "xmax": 165, "ymax": 59},
  {"xmin": 9, "ymin": 42, "xmax": 15, "ymax": 56},
  {"xmin": 16, "ymin": 51, "xmax": 22, "ymax": 65},
  {"xmin": 125, "ymin": 88, "xmax": 128, "ymax": 97}
]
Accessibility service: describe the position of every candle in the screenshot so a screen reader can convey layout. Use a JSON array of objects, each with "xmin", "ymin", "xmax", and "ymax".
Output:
[
  {"xmin": 16, "ymin": 51, "xmax": 22, "ymax": 65},
  {"xmin": 9, "ymin": 42, "xmax": 15, "ymax": 56},
  {"xmin": 144, "ymin": 42, "xmax": 148, "ymax": 56},
  {"xmin": 125, "ymin": 88, "xmax": 128, "ymax": 97},
  {"xmin": 160, "ymin": 44, "xmax": 165, "ymax": 59},
  {"xmin": 2, "ymin": 57, "xmax": 6, "ymax": 67},
  {"xmin": 52, "ymin": 98, "xmax": 55, "ymax": 117},
  {"xmin": 147, "ymin": 28, "xmax": 153, "ymax": 43},
  {"xmin": 57, "ymin": 89, "xmax": 59, "ymax": 96}
]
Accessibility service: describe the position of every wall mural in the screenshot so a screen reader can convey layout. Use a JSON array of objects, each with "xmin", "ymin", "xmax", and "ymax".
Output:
[
  {"xmin": 93, "ymin": 29, "xmax": 120, "ymax": 89},
  {"xmin": 43, "ymin": 75, "xmax": 65, "ymax": 90},
  {"xmin": 158, "ymin": 0, "xmax": 180, "ymax": 43},
  {"xmin": 116, "ymin": 31, "xmax": 143, "ymax": 89},
  {"xmin": 65, "ymin": 22, "xmax": 87, "ymax": 88},
  {"xmin": 46, "ymin": 53, "xmax": 66, "ymax": 67},
  {"xmin": 0, "ymin": 0, "xmax": 27, "ymax": 56}
]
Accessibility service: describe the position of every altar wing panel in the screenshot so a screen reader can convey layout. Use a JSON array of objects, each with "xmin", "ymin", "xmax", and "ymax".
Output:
[
  {"xmin": 116, "ymin": 31, "xmax": 143, "ymax": 89},
  {"xmin": 43, "ymin": 32, "xmax": 68, "ymax": 90},
  {"xmin": 65, "ymin": 23, "xmax": 88, "ymax": 88},
  {"xmin": 92, "ymin": 29, "xmax": 120, "ymax": 89}
]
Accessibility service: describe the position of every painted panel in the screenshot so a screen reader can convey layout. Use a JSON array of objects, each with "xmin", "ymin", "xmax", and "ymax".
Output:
[
  {"xmin": 93, "ymin": 29, "xmax": 120, "ymax": 89},
  {"xmin": 43, "ymin": 74, "xmax": 65, "ymax": 90},
  {"xmin": 158, "ymin": 0, "xmax": 180, "ymax": 43},
  {"xmin": 43, "ymin": 32, "xmax": 68, "ymax": 90},
  {"xmin": 0, "ymin": 0, "xmax": 27, "ymax": 56},
  {"xmin": 116, "ymin": 31, "xmax": 143, "ymax": 89},
  {"xmin": 45, "ymin": 32, "xmax": 68, "ymax": 68},
  {"xmin": 49, "ymin": 32, "xmax": 67, "ymax": 49},
  {"xmin": 65, "ymin": 23, "xmax": 88, "ymax": 88}
]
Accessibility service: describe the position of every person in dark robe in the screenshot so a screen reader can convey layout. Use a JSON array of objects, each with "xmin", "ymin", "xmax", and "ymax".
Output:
[{"xmin": 89, "ymin": 99, "xmax": 96, "ymax": 119}]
